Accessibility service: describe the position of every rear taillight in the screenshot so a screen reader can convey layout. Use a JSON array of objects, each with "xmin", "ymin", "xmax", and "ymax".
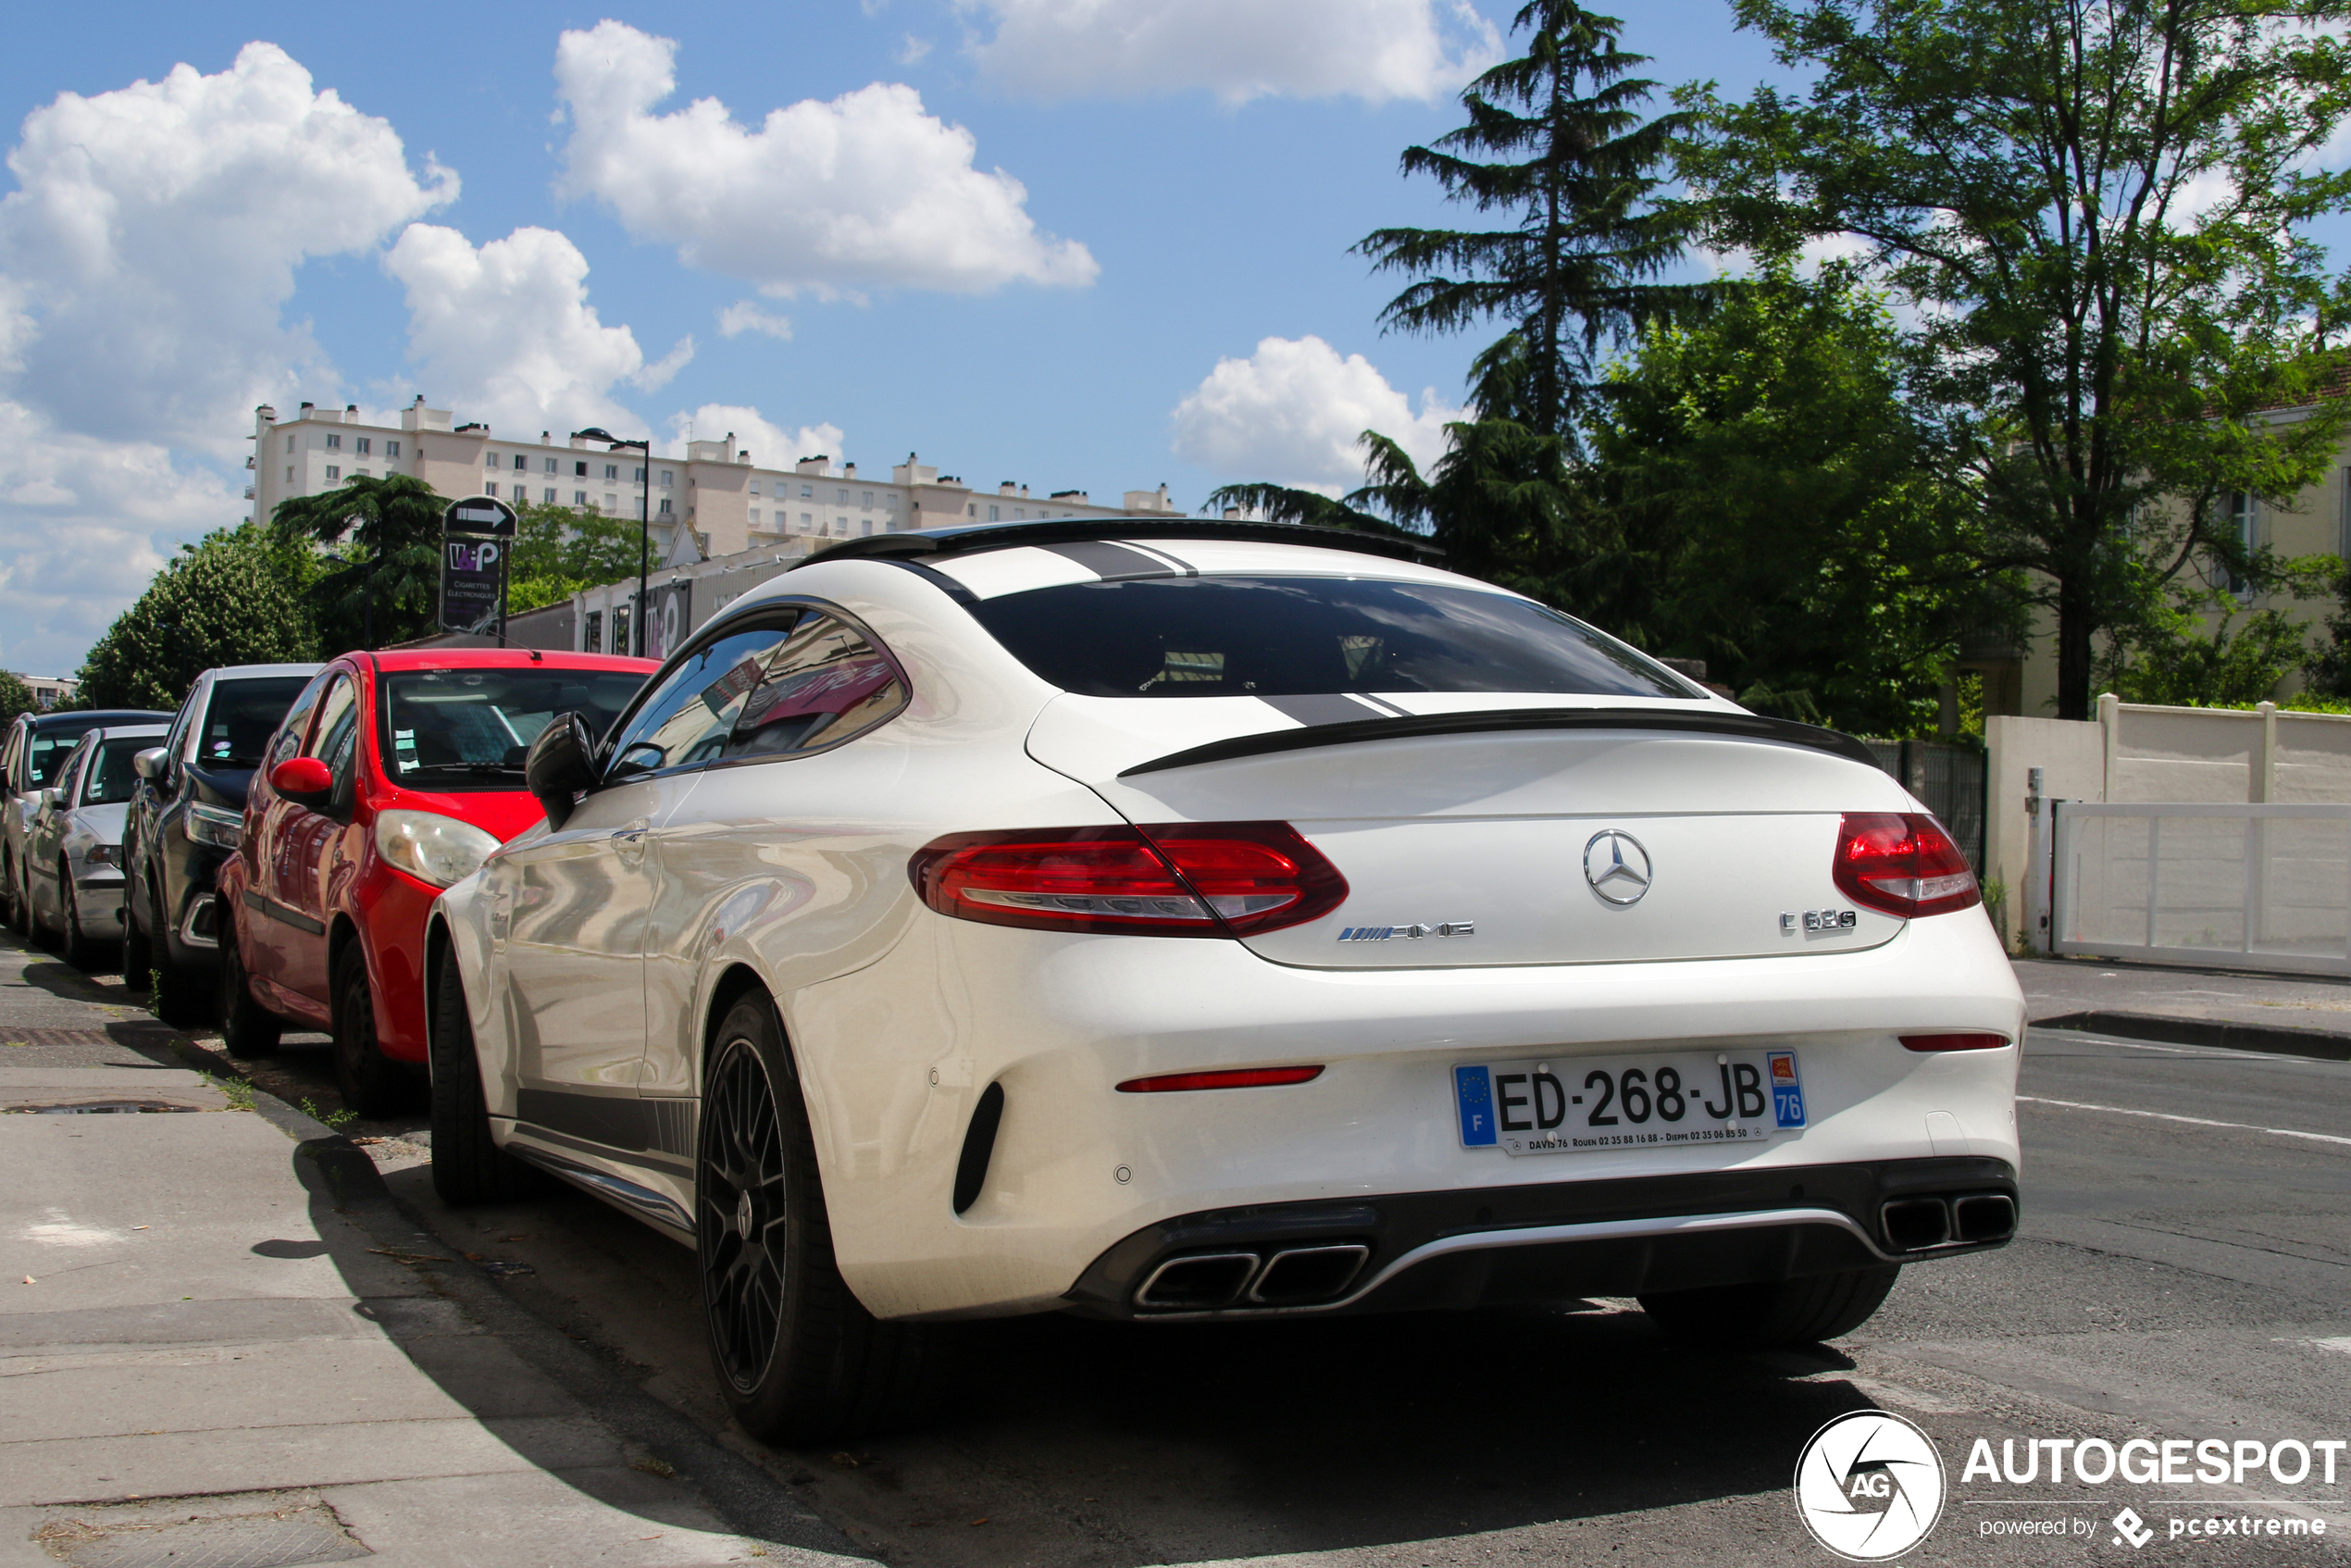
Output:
[
  {"xmin": 908, "ymin": 822, "xmax": 1349, "ymax": 937},
  {"xmin": 1833, "ymin": 812, "xmax": 1980, "ymax": 918}
]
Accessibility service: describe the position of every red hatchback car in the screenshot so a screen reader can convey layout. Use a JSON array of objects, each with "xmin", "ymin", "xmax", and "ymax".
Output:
[{"xmin": 218, "ymin": 648, "xmax": 657, "ymax": 1113}]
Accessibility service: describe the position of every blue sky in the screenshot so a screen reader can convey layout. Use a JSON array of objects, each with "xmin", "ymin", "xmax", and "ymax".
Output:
[{"xmin": 0, "ymin": 0, "xmax": 1792, "ymax": 676}]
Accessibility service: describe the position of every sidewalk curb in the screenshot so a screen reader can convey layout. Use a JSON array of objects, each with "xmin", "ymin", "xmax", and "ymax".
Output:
[{"xmin": 2035, "ymin": 1009, "xmax": 2351, "ymax": 1062}]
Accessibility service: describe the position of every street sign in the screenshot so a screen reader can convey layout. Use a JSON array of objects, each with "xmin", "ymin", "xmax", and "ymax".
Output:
[
  {"xmin": 443, "ymin": 495, "xmax": 517, "ymax": 538},
  {"xmin": 442, "ymin": 537, "xmax": 504, "ymax": 632},
  {"xmin": 647, "ymin": 579, "xmax": 692, "ymax": 660}
]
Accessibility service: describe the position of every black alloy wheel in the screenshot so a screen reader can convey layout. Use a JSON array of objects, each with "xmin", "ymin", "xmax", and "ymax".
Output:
[
  {"xmin": 695, "ymin": 992, "xmax": 949, "ymax": 1442},
  {"xmin": 216, "ymin": 912, "xmax": 280, "ymax": 1057},
  {"xmin": 147, "ymin": 879, "xmax": 206, "ymax": 1027},
  {"xmin": 121, "ymin": 861, "xmax": 151, "ymax": 984},
  {"xmin": 58, "ymin": 864, "xmax": 96, "ymax": 972},
  {"xmin": 333, "ymin": 946, "xmax": 411, "ymax": 1118}
]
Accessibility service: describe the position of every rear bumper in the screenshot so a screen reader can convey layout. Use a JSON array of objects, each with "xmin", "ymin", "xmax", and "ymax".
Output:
[{"xmin": 1064, "ymin": 1155, "xmax": 2016, "ymax": 1320}]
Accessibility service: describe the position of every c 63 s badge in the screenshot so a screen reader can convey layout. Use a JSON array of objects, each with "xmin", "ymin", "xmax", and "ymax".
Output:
[{"xmin": 1337, "ymin": 921, "xmax": 1474, "ymax": 942}]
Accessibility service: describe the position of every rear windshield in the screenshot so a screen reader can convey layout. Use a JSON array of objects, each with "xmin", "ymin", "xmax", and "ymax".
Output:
[
  {"xmin": 380, "ymin": 667, "xmax": 648, "ymax": 789},
  {"xmin": 81, "ymin": 737, "xmax": 155, "ymax": 805},
  {"xmin": 195, "ymin": 677, "xmax": 313, "ymax": 767},
  {"xmin": 964, "ymin": 576, "xmax": 1692, "ymax": 699}
]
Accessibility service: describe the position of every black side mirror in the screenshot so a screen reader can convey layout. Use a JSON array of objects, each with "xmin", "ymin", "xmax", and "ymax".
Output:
[{"xmin": 525, "ymin": 712, "xmax": 600, "ymax": 829}]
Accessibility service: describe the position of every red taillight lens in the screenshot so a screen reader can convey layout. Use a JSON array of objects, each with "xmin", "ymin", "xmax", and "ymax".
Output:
[
  {"xmin": 1117, "ymin": 1065, "xmax": 1325, "ymax": 1092},
  {"xmin": 1833, "ymin": 812, "xmax": 1980, "ymax": 918},
  {"xmin": 1900, "ymin": 1033, "xmax": 2010, "ymax": 1052},
  {"xmin": 908, "ymin": 822, "xmax": 1348, "ymax": 937}
]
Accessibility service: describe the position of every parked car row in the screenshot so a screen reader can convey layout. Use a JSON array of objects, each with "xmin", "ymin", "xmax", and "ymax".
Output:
[{"xmin": 6, "ymin": 516, "xmax": 2028, "ymax": 1445}]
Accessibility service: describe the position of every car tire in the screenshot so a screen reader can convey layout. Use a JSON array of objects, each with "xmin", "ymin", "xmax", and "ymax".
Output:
[
  {"xmin": 121, "ymin": 865, "xmax": 152, "ymax": 987},
  {"xmin": 148, "ymin": 881, "xmax": 207, "ymax": 1027},
  {"xmin": 427, "ymin": 940, "xmax": 541, "ymax": 1205},
  {"xmin": 217, "ymin": 911, "xmax": 281, "ymax": 1057},
  {"xmin": 699, "ymin": 991, "xmax": 951, "ymax": 1443},
  {"xmin": 1637, "ymin": 1263, "xmax": 1901, "ymax": 1350},
  {"xmin": 58, "ymin": 864, "xmax": 97, "ymax": 972},
  {"xmin": 1, "ymin": 854, "xmax": 24, "ymax": 936},
  {"xmin": 333, "ymin": 946, "xmax": 410, "ymax": 1119}
]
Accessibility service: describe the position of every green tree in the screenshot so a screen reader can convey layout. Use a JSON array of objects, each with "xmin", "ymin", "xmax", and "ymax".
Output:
[
  {"xmin": 1683, "ymin": 0, "xmax": 2351, "ymax": 718},
  {"xmin": 270, "ymin": 474, "xmax": 446, "ymax": 652},
  {"xmin": 0, "ymin": 671, "xmax": 35, "ymax": 728},
  {"xmin": 75, "ymin": 526, "xmax": 318, "ymax": 709},
  {"xmin": 1357, "ymin": 0, "xmax": 1707, "ymax": 440},
  {"xmin": 506, "ymin": 500, "xmax": 643, "ymax": 613},
  {"xmin": 1586, "ymin": 263, "xmax": 1995, "ymax": 733},
  {"xmin": 2102, "ymin": 582, "xmax": 2320, "ymax": 706}
]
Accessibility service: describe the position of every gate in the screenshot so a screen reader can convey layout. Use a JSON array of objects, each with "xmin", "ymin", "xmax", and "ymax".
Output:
[
  {"xmin": 2050, "ymin": 802, "xmax": 2351, "ymax": 977},
  {"xmin": 1863, "ymin": 740, "xmax": 1987, "ymax": 877}
]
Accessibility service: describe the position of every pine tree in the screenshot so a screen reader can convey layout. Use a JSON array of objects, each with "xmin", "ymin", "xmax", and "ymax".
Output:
[
  {"xmin": 1355, "ymin": 0, "xmax": 1706, "ymax": 441},
  {"xmin": 270, "ymin": 474, "xmax": 448, "ymax": 652}
]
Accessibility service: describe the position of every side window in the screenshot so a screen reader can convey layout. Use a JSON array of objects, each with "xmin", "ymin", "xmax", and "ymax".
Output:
[
  {"xmin": 603, "ymin": 616, "xmax": 802, "ymax": 782},
  {"xmin": 267, "ymin": 672, "xmax": 334, "ymax": 771},
  {"xmin": 164, "ymin": 686, "xmax": 198, "ymax": 776},
  {"xmin": 1, "ymin": 724, "xmax": 18, "ymax": 792},
  {"xmin": 54, "ymin": 744, "xmax": 87, "ymax": 804},
  {"xmin": 723, "ymin": 615, "xmax": 909, "ymax": 761},
  {"xmin": 308, "ymin": 677, "xmax": 358, "ymax": 764}
]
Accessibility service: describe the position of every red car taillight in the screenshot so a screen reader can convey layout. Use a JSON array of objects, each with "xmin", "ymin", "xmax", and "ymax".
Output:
[
  {"xmin": 1834, "ymin": 812, "xmax": 1980, "ymax": 918},
  {"xmin": 1117, "ymin": 1065, "xmax": 1325, "ymax": 1092},
  {"xmin": 908, "ymin": 822, "xmax": 1348, "ymax": 937},
  {"xmin": 1900, "ymin": 1033, "xmax": 2009, "ymax": 1052}
]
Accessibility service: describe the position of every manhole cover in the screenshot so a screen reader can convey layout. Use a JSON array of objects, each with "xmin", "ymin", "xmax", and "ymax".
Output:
[
  {"xmin": 35, "ymin": 1499, "xmax": 367, "ymax": 1567},
  {"xmin": 6, "ymin": 1101, "xmax": 196, "ymax": 1115}
]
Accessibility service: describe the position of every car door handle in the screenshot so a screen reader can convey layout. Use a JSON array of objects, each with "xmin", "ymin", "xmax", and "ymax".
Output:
[{"xmin": 611, "ymin": 826, "xmax": 647, "ymax": 865}]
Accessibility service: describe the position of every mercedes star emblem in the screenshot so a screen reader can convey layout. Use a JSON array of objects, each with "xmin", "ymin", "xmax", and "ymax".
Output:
[{"xmin": 1584, "ymin": 829, "xmax": 1653, "ymax": 906}]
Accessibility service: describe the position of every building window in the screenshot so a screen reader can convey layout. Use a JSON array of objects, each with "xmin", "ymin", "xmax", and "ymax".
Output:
[
  {"xmin": 749, "ymin": 480, "xmax": 762, "ymax": 496},
  {"xmin": 355, "ymin": 468, "xmax": 369, "ymax": 479},
  {"xmin": 574, "ymin": 491, "xmax": 588, "ymax": 506},
  {"xmin": 284, "ymin": 466, "xmax": 293, "ymax": 481},
  {"xmin": 837, "ymin": 488, "xmax": 849, "ymax": 504},
  {"xmin": 286, "ymin": 434, "xmax": 295, "ymax": 453},
  {"xmin": 355, "ymin": 437, "xmax": 371, "ymax": 455},
  {"xmin": 801, "ymin": 512, "xmax": 812, "ymax": 529},
  {"xmin": 635, "ymin": 467, "xmax": 647, "ymax": 483},
  {"xmin": 989, "ymin": 504, "xmax": 1000, "ymax": 521},
  {"xmin": 660, "ymin": 470, "xmax": 674, "ymax": 487},
  {"xmin": 325, "ymin": 466, "xmax": 341, "ymax": 481},
  {"xmin": 514, "ymin": 454, "xmax": 527, "ymax": 470},
  {"xmin": 585, "ymin": 611, "xmax": 602, "ymax": 653},
  {"xmin": 862, "ymin": 518, "xmax": 874, "ymax": 537},
  {"xmin": 605, "ymin": 493, "xmax": 617, "ymax": 511},
  {"xmin": 837, "ymin": 516, "xmax": 849, "ymax": 533},
  {"xmin": 800, "ymin": 484, "xmax": 812, "ymax": 499},
  {"xmin": 862, "ymin": 492, "xmax": 873, "ymax": 508},
  {"xmin": 659, "ymin": 498, "xmax": 673, "ymax": 516},
  {"xmin": 326, "ymin": 433, "xmax": 341, "ymax": 451},
  {"xmin": 886, "ymin": 494, "xmax": 897, "ymax": 511},
  {"xmin": 485, "ymin": 482, "xmax": 498, "ymax": 497},
  {"xmin": 1014, "ymin": 508, "xmax": 1026, "ymax": 519},
  {"xmin": 2228, "ymin": 492, "xmax": 2255, "ymax": 593},
  {"xmin": 605, "ymin": 464, "xmax": 619, "ymax": 480},
  {"xmin": 487, "ymin": 451, "xmax": 499, "ymax": 467},
  {"xmin": 571, "ymin": 460, "xmax": 584, "ymax": 477},
  {"xmin": 542, "ymin": 457, "xmax": 556, "ymax": 474},
  {"xmin": 386, "ymin": 441, "xmax": 400, "ymax": 458},
  {"xmin": 612, "ymin": 604, "xmax": 631, "ymax": 654},
  {"xmin": 543, "ymin": 487, "xmax": 557, "ymax": 504},
  {"xmin": 749, "ymin": 509, "xmax": 761, "ymax": 526}
]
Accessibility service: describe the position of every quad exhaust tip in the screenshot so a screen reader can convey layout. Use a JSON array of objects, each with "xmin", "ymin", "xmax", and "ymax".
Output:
[
  {"xmin": 1135, "ymin": 1243, "xmax": 1371, "ymax": 1312},
  {"xmin": 1880, "ymin": 1191, "xmax": 2016, "ymax": 1253}
]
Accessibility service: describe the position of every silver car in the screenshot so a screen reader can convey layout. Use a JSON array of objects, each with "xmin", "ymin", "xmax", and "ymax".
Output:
[{"xmin": 25, "ymin": 724, "xmax": 168, "ymax": 968}]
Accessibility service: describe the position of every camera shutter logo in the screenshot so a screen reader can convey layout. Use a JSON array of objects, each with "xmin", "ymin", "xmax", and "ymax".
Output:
[{"xmin": 1793, "ymin": 1410, "xmax": 1946, "ymax": 1561}]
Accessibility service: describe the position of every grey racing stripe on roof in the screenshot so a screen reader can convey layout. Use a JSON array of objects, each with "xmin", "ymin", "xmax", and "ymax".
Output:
[{"xmin": 1039, "ymin": 540, "xmax": 1177, "ymax": 580}]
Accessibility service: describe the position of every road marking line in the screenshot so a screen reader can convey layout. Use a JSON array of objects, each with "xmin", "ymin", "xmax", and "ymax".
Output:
[
  {"xmin": 2312, "ymin": 1337, "xmax": 2351, "ymax": 1357},
  {"xmin": 2018, "ymin": 1094, "xmax": 2351, "ymax": 1147}
]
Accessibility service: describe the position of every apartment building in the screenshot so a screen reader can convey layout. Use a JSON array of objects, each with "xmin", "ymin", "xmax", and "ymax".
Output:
[{"xmin": 247, "ymin": 402, "xmax": 1184, "ymax": 565}]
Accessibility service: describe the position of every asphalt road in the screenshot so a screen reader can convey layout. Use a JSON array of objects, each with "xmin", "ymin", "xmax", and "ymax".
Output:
[{"xmin": 40, "ymin": 938, "xmax": 2351, "ymax": 1565}]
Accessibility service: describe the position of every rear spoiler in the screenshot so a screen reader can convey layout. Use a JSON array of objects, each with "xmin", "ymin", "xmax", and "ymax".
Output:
[{"xmin": 1118, "ymin": 706, "xmax": 1885, "ymax": 778}]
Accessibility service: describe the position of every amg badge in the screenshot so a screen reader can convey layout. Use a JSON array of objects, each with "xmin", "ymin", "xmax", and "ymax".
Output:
[{"xmin": 1337, "ymin": 921, "xmax": 1474, "ymax": 941}]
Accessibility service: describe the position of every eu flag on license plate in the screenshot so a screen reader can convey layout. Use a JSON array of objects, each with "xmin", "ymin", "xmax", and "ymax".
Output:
[{"xmin": 1454, "ymin": 1064, "xmax": 1497, "ymax": 1146}]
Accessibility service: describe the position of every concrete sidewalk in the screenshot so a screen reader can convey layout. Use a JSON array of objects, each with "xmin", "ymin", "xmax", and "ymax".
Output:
[
  {"xmin": 0, "ymin": 933, "xmax": 861, "ymax": 1568},
  {"xmin": 2017, "ymin": 954, "xmax": 2351, "ymax": 1057}
]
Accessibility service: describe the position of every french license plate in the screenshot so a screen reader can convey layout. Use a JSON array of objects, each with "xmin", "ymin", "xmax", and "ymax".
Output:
[{"xmin": 1454, "ymin": 1050, "xmax": 1806, "ymax": 1155}]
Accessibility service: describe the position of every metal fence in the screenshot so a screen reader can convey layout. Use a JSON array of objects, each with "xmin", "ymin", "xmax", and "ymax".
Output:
[
  {"xmin": 2050, "ymin": 802, "xmax": 2351, "ymax": 977},
  {"xmin": 1862, "ymin": 739, "xmax": 1987, "ymax": 878}
]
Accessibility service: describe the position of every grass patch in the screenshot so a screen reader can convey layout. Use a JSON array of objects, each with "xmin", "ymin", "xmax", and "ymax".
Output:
[
  {"xmin": 298, "ymin": 1097, "xmax": 357, "ymax": 1131},
  {"xmin": 201, "ymin": 1073, "xmax": 256, "ymax": 1113}
]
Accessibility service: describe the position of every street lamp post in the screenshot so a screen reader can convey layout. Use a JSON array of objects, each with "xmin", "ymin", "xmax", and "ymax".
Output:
[{"xmin": 572, "ymin": 428, "xmax": 653, "ymax": 657}]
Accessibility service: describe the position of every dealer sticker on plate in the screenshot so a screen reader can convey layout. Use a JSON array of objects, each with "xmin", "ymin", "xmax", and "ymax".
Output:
[{"xmin": 1454, "ymin": 1050, "xmax": 1806, "ymax": 1155}]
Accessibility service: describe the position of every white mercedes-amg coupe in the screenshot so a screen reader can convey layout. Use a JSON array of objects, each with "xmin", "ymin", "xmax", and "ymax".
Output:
[{"xmin": 425, "ymin": 518, "xmax": 2024, "ymax": 1440}]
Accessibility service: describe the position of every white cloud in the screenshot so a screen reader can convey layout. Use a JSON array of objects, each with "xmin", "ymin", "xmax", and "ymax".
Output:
[
  {"xmin": 0, "ymin": 42, "xmax": 454, "ymax": 454},
  {"xmin": 962, "ymin": 0, "xmax": 1499, "ymax": 105},
  {"xmin": 382, "ymin": 224, "xmax": 681, "ymax": 442},
  {"xmin": 553, "ymin": 20, "xmax": 1098, "ymax": 298},
  {"xmin": 717, "ymin": 301, "xmax": 794, "ymax": 340},
  {"xmin": 0, "ymin": 401, "xmax": 240, "ymax": 676},
  {"xmin": 1172, "ymin": 336, "xmax": 1457, "ymax": 493},
  {"xmin": 664, "ymin": 404, "xmax": 844, "ymax": 468},
  {"xmin": 896, "ymin": 34, "xmax": 936, "ymax": 66}
]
